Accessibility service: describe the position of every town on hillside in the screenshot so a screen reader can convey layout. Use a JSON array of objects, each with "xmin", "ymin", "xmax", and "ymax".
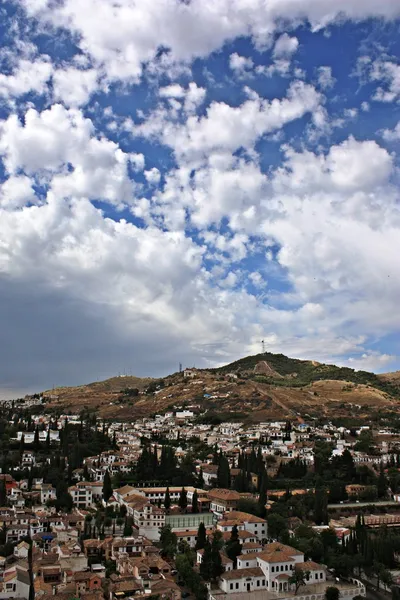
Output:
[{"xmin": 1, "ymin": 366, "xmax": 400, "ymax": 600}]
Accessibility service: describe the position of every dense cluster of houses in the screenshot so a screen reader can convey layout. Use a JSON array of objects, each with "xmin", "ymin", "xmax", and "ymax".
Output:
[{"xmin": 2, "ymin": 404, "xmax": 399, "ymax": 600}]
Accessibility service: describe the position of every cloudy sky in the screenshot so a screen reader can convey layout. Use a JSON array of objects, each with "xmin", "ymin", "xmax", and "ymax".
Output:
[{"xmin": 0, "ymin": 0, "xmax": 400, "ymax": 397}]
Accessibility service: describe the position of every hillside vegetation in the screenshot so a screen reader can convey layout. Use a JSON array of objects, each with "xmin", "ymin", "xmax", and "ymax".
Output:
[
  {"xmin": 213, "ymin": 352, "xmax": 398, "ymax": 396},
  {"xmin": 39, "ymin": 351, "xmax": 400, "ymax": 423}
]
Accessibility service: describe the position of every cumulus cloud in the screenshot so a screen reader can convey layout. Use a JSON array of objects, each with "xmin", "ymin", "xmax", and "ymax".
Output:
[
  {"xmin": 370, "ymin": 59, "xmax": 400, "ymax": 102},
  {"xmin": 0, "ymin": 104, "xmax": 141, "ymax": 207},
  {"xmin": 144, "ymin": 168, "xmax": 161, "ymax": 185},
  {"xmin": 382, "ymin": 121, "xmax": 400, "ymax": 140},
  {"xmin": 317, "ymin": 66, "xmax": 335, "ymax": 89},
  {"xmin": 1, "ymin": 0, "xmax": 400, "ymax": 396},
  {"xmin": 19, "ymin": 0, "xmax": 400, "ymax": 87},
  {"xmin": 229, "ymin": 53, "xmax": 254, "ymax": 76},
  {"xmin": 52, "ymin": 67, "xmax": 100, "ymax": 107},
  {"xmin": 273, "ymin": 34, "xmax": 299, "ymax": 59},
  {"xmin": 137, "ymin": 80, "xmax": 321, "ymax": 164},
  {"xmin": 0, "ymin": 57, "xmax": 52, "ymax": 101}
]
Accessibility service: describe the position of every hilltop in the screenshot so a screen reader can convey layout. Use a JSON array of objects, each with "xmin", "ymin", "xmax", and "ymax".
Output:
[{"xmin": 39, "ymin": 352, "xmax": 400, "ymax": 424}]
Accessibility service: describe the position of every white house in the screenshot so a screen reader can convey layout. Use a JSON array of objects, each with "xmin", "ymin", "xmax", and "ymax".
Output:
[
  {"xmin": 217, "ymin": 511, "xmax": 267, "ymax": 541},
  {"xmin": 40, "ymin": 484, "xmax": 56, "ymax": 504},
  {"xmin": 68, "ymin": 484, "xmax": 93, "ymax": 509}
]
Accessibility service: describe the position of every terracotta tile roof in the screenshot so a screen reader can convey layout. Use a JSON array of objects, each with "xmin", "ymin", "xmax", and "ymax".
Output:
[
  {"xmin": 297, "ymin": 561, "xmax": 322, "ymax": 571},
  {"xmin": 221, "ymin": 529, "xmax": 255, "ymax": 542},
  {"xmin": 221, "ymin": 567, "xmax": 264, "ymax": 580},
  {"xmin": 242, "ymin": 542, "xmax": 263, "ymax": 550},
  {"xmin": 226, "ymin": 511, "xmax": 266, "ymax": 523},
  {"xmin": 208, "ymin": 489, "xmax": 241, "ymax": 501}
]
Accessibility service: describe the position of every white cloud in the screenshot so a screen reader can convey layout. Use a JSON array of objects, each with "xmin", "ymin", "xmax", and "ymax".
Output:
[
  {"xmin": 0, "ymin": 175, "xmax": 36, "ymax": 209},
  {"xmin": 346, "ymin": 352, "xmax": 395, "ymax": 372},
  {"xmin": 0, "ymin": 104, "xmax": 139, "ymax": 207},
  {"xmin": 273, "ymin": 34, "xmax": 299, "ymax": 59},
  {"xmin": 20, "ymin": 0, "xmax": 400, "ymax": 86},
  {"xmin": 317, "ymin": 66, "xmax": 335, "ymax": 89},
  {"xmin": 137, "ymin": 80, "xmax": 321, "ymax": 164},
  {"xmin": 249, "ymin": 271, "xmax": 267, "ymax": 288},
  {"xmin": 144, "ymin": 168, "xmax": 161, "ymax": 185},
  {"xmin": 52, "ymin": 67, "xmax": 100, "ymax": 107},
  {"xmin": 370, "ymin": 59, "xmax": 400, "ymax": 102},
  {"xmin": 159, "ymin": 84, "xmax": 186, "ymax": 99},
  {"xmin": 258, "ymin": 137, "xmax": 400, "ymax": 346},
  {"xmin": 0, "ymin": 57, "xmax": 52, "ymax": 100},
  {"xmin": 159, "ymin": 82, "xmax": 206, "ymax": 114},
  {"xmin": 382, "ymin": 121, "xmax": 400, "ymax": 141},
  {"xmin": 229, "ymin": 53, "xmax": 254, "ymax": 76}
]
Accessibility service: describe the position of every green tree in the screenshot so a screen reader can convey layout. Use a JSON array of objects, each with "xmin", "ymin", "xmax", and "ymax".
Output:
[
  {"xmin": 267, "ymin": 513, "xmax": 288, "ymax": 540},
  {"xmin": 289, "ymin": 568, "xmax": 310, "ymax": 594},
  {"xmin": 211, "ymin": 531, "xmax": 224, "ymax": 580},
  {"xmin": 19, "ymin": 434, "xmax": 25, "ymax": 456},
  {"xmin": 217, "ymin": 453, "xmax": 231, "ymax": 489},
  {"xmin": 195, "ymin": 522, "xmax": 207, "ymax": 551},
  {"xmin": 314, "ymin": 487, "xmax": 328, "ymax": 525},
  {"xmin": 200, "ymin": 539, "xmax": 213, "ymax": 581},
  {"xmin": 33, "ymin": 426, "xmax": 40, "ymax": 451},
  {"xmin": 225, "ymin": 525, "xmax": 242, "ymax": 567},
  {"xmin": 192, "ymin": 489, "xmax": 199, "ymax": 513},
  {"xmin": 257, "ymin": 471, "xmax": 268, "ymax": 517},
  {"xmin": 160, "ymin": 525, "xmax": 177, "ymax": 558},
  {"xmin": 164, "ymin": 487, "xmax": 171, "ymax": 512},
  {"xmin": 123, "ymin": 518, "xmax": 133, "ymax": 536},
  {"xmin": 179, "ymin": 487, "xmax": 188, "ymax": 512},
  {"xmin": 325, "ymin": 587, "xmax": 340, "ymax": 600},
  {"xmin": 377, "ymin": 463, "xmax": 388, "ymax": 498},
  {"xmin": 0, "ymin": 479, "xmax": 6, "ymax": 506},
  {"xmin": 102, "ymin": 470, "xmax": 113, "ymax": 503}
]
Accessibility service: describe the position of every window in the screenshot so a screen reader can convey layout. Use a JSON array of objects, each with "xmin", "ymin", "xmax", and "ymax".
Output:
[
  {"xmin": 281, "ymin": 566, "xmax": 284, "ymax": 572},
  {"xmin": 315, "ymin": 574, "xmax": 318, "ymax": 580},
  {"xmin": 246, "ymin": 562, "xmax": 249, "ymax": 567},
  {"xmin": 285, "ymin": 565, "xmax": 288, "ymax": 571},
  {"xmin": 262, "ymin": 580, "xmax": 265, "ymax": 586},
  {"xmin": 230, "ymin": 584, "xmax": 233, "ymax": 590},
  {"xmin": 271, "ymin": 566, "xmax": 275, "ymax": 573},
  {"xmin": 257, "ymin": 581, "xmax": 260, "ymax": 587},
  {"xmin": 236, "ymin": 583, "xmax": 239, "ymax": 589},
  {"xmin": 320, "ymin": 573, "xmax": 324, "ymax": 579}
]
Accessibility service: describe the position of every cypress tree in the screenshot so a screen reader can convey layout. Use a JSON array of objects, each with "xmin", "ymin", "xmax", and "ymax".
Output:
[
  {"xmin": 257, "ymin": 471, "xmax": 268, "ymax": 517},
  {"xmin": 103, "ymin": 470, "xmax": 113, "ymax": 503},
  {"xmin": 179, "ymin": 487, "xmax": 188, "ymax": 512},
  {"xmin": 225, "ymin": 525, "xmax": 242, "ymax": 567},
  {"xmin": 195, "ymin": 522, "xmax": 207, "ymax": 550},
  {"xmin": 164, "ymin": 487, "xmax": 171, "ymax": 512},
  {"xmin": 314, "ymin": 487, "xmax": 328, "ymax": 525},
  {"xmin": 377, "ymin": 463, "xmax": 388, "ymax": 498},
  {"xmin": 200, "ymin": 540, "xmax": 213, "ymax": 581},
  {"xmin": 217, "ymin": 453, "xmax": 231, "ymax": 489},
  {"xmin": 192, "ymin": 489, "xmax": 199, "ymax": 514},
  {"xmin": 33, "ymin": 426, "xmax": 40, "ymax": 452},
  {"xmin": 198, "ymin": 467, "xmax": 204, "ymax": 489},
  {"xmin": 211, "ymin": 532, "xmax": 224, "ymax": 579},
  {"xmin": 19, "ymin": 434, "xmax": 25, "ymax": 456}
]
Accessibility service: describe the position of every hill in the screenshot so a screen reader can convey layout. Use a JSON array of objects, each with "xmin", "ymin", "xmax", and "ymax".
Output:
[{"xmin": 39, "ymin": 352, "xmax": 400, "ymax": 424}]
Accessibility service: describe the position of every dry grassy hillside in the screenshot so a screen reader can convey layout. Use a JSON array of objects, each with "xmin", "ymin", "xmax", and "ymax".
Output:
[{"xmin": 41, "ymin": 354, "xmax": 400, "ymax": 423}]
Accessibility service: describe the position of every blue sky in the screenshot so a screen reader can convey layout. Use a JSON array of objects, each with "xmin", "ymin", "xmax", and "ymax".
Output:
[{"xmin": 0, "ymin": 0, "xmax": 400, "ymax": 396}]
